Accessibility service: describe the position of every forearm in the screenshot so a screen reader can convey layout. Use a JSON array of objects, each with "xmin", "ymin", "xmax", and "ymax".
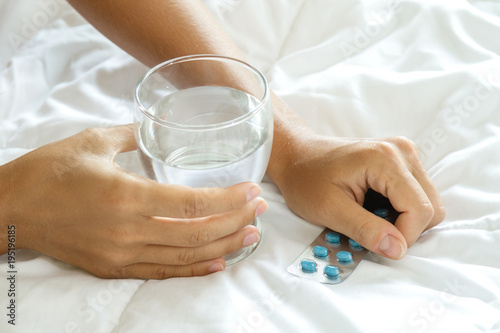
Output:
[
  {"xmin": 68, "ymin": 0, "xmax": 315, "ymax": 189},
  {"xmin": 266, "ymin": 93, "xmax": 316, "ymax": 187},
  {"xmin": 67, "ymin": 0, "xmax": 244, "ymax": 67}
]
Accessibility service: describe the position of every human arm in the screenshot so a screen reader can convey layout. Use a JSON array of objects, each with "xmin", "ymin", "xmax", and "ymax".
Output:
[
  {"xmin": 66, "ymin": 0, "xmax": 445, "ymax": 260},
  {"xmin": 0, "ymin": 125, "xmax": 265, "ymax": 278}
]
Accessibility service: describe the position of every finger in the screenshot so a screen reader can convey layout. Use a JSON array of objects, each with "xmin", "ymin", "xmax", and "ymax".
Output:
[
  {"xmin": 407, "ymin": 159, "xmax": 446, "ymax": 229},
  {"xmin": 143, "ymin": 197, "xmax": 267, "ymax": 247},
  {"xmin": 119, "ymin": 258, "xmax": 227, "ymax": 279},
  {"xmin": 139, "ymin": 181, "xmax": 263, "ymax": 219},
  {"xmin": 369, "ymin": 165, "xmax": 435, "ymax": 248},
  {"xmin": 330, "ymin": 193, "xmax": 408, "ymax": 260},
  {"xmin": 386, "ymin": 137, "xmax": 446, "ymax": 230},
  {"xmin": 137, "ymin": 225, "xmax": 260, "ymax": 265}
]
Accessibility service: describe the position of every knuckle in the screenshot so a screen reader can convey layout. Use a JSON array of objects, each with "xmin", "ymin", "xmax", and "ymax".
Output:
[
  {"xmin": 189, "ymin": 225, "xmax": 212, "ymax": 246},
  {"xmin": 176, "ymin": 248, "xmax": 197, "ymax": 265},
  {"xmin": 150, "ymin": 266, "xmax": 174, "ymax": 280},
  {"xmin": 434, "ymin": 205, "xmax": 446, "ymax": 223},
  {"xmin": 353, "ymin": 218, "xmax": 378, "ymax": 249},
  {"xmin": 375, "ymin": 141, "xmax": 399, "ymax": 159},
  {"xmin": 371, "ymin": 138, "xmax": 420, "ymax": 168},
  {"xmin": 80, "ymin": 127, "xmax": 103, "ymax": 141},
  {"xmin": 188, "ymin": 264, "xmax": 204, "ymax": 277},
  {"xmin": 419, "ymin": 202, "xmax": 435, "ymax": 223},
  {"xmin": 387, "ymin": 136, "xmax": 418, "ymax": 154},
  {"xmin": 224, "ymin": 186, "xmax": 248, "ymax": 211},
  {"xmin": 204, "ymin": 186, "xmax": 223, "ymax": 202},
  {"xmin": 237, "ymin": 205, "xmax": 255, "ymax": 227},
  {"xmin": 223, "ymin": 237, "xmax": 241, "ymax": 257},
  {"xmin": 183, "ymin": 190, "xmax": 208, "ymax": 218}
]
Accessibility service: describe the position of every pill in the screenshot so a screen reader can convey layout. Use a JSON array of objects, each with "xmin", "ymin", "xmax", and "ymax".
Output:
[
  {"xmin": 300, "ymin": 259, "xmax": 317, "ymax": 272},
  {"xmin": 349, "ymin": 239, "xmax": 363, "ymax": 249},
  {"xmin": 325, "ymin": 232, "xmax": 341, "ymax": 244},
  {"xmin": 374, "ymin": 208, "xmax": 389, "ymax": 218},
  {"xmin": 313, "ymin": 245, "xmax": 328, "ymax": 257},
  {"xmin": 336, "ymin": 251, "xmax": 353, "ymax": 263},
  {"xmin": 324, "ymin": 265, "xmax": 340, "ymax": 277}
]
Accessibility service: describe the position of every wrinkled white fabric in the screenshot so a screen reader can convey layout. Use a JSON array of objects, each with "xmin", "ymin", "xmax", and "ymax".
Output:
[{"xmin": 1, "ymin": 0, "xmax": 500, "ymax": 332}]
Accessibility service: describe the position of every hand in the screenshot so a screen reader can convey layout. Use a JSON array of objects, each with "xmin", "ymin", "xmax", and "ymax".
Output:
[
  {"xmin": 275, "ymin": 135, "xmax": 446, "ymax": 260},
  {"xmin": 0, "ymin": 125, "xmax": 267, "ymax": 279}
]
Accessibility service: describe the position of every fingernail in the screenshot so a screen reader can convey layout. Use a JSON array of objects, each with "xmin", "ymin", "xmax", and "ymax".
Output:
[
  {"xmin": 243, "ymin": 232, "xmax": 260, "ymax": 247},
  {"xmin": 255, "ymin": 200, "xmax": 268, "ymax": 218},
  {"xmin": 379, "ymin": 235, "xmax": 406, "ymax": 260},
  {"xmin": 208, "ymin": 262, "xmax": 225, "ymax": 273},
  {"xmin": 246, "ymin": 185, "xmax": 262, "ymax": 202}
]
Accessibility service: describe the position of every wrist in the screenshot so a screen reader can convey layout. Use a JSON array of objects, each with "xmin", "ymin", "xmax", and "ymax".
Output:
[{"xmin": 265, "ymin": 93, "xmax": 317, "ymax": 190}]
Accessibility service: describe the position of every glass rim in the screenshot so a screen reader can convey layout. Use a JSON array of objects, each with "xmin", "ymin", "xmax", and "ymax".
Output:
[{"xmin": 134, "ymin": 54, "xmax": 269, "ymax": 131}]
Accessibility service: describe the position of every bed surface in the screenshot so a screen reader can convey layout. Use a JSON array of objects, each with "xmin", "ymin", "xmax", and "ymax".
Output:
[{"xmin": 1, "ymin": 0, "xmax": 500, "ymax": 332}]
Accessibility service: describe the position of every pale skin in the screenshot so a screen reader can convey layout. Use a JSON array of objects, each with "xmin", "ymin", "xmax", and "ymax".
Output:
[{"xmin": 0, "ymin": 0, "xmax": 445, "ymax": 279}]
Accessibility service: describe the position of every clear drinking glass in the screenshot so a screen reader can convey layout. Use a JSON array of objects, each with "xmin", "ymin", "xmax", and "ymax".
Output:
[{"xmin": 134, "ymin": 54, "xmax": 273, "ymax": 265}]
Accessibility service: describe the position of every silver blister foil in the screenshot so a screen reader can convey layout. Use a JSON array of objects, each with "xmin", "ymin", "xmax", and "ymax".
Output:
[{"xmin": 287, "ymin": 189, "xmax": 399, "ymax": 284}]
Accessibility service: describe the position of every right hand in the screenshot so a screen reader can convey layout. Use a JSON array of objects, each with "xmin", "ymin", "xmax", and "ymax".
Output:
[
  {"xmin": 0, "ymin": 125, "xmax": 266, "ymax": 279},
  {"xmin": 270, "ymin": 134, "xmax": 446, "ymax": 260}
]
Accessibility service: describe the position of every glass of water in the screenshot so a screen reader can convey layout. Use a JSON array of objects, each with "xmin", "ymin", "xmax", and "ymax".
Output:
[{"xmin": 134, "ymin": 54, "xmax": 273, "ymax": 265}]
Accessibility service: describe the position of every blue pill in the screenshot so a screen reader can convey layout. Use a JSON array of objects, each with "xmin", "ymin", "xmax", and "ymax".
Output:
[
  {"xmin": 301, "ymin": 259, "xmax": 317, "ymax": 272},
  {"xmin": 349, "ymin": 239, "xmax": 363, "ymax": 249},
  {"xmin": 325, "ymin": 232, "xmax": 341, "ymax": 244},
  {"xmin": 374, "ymin": 208, "xmax": 389, "ymax": 218},
  {"xmin": 336, "ymin": 251, "xmax": 353, "ymax": 263},
  {"xmin": 324, "ymin": 265, "xmax": 340, "ymax": 277},
  {"xmin": 313, "ymin": 245, "xmax": 328, "ymax": 257}
]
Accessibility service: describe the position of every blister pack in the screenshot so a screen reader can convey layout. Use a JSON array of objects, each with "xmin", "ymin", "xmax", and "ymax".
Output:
[{"xmin": 287, "ymin": 189, "xmax": 399, "ymax": 284}]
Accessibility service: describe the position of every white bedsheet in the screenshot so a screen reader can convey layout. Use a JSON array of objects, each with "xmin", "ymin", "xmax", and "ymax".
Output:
[{"xmin": 1, "ymin": 0, "xmax": 500, "ymax": 332}]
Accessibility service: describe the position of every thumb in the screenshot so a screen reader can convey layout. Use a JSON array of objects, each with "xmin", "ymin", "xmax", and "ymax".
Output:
[{"xmin": 333, "ymin": 194, "xmax": 408, "ymax": 260}]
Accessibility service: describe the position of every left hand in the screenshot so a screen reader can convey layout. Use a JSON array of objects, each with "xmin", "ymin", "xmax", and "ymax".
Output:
[{"xmin": 0, "ymin": 125, "xmax": 265, "ymax": 279}]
